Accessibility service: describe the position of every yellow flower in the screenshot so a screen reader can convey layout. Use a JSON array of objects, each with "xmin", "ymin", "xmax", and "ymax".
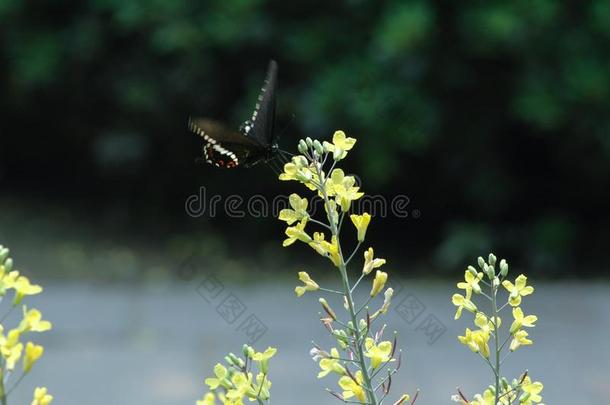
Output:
[
  {"xmin": 364, "ymin": 338, "xmax": 393, "ymax": 369},
  {"xmin": 283, "ymin": 218, "xmax": 311, "ymax": 247},
  {"xmin": 197, "ymin": 393, "xmax": 216, "ymax": 405},
  {"xmin": 0, "ymin": 328, "xmax": 23, "ymax": 370},
  {"xmin": 226, "ymin": 372, "xmax": 253, "ymax": 401},
  {"xmin": 318, "ymin": 348, "xmax": 345, "ymax": 378},
  {"xmin": 253, "ymin": 372, "xmax": 272, "ymax": 400},
  {"xmin": 323, "ymin": 130, "xmax": 356, "ymax": 161},
  {"xmin": 251, "ymin": 347, "xmax": 276, "ymax": 374},
  {"xmin": 371, "ymin": 287, "xmax": 393, "ymax": 319},
  {"xmin": 278, "ymin": 193, "xmax": 309, "ymax": 225},
  {"xmin": 10, "ymin": 275, "xmax": 43, "ymax": 304},
  {"xmin": 279, "ymin": 156, "xmax": 318, "ymax": 190},
  {"xmin": 338, "ymin": 370, "xmax": 366, "ymax": 402},
  {"xmin": 509, "ymin": 330, "xmax": 533, "ymax": 351},
  {"xmin": 458, "ymin": 328, "xmax": 490, "ymax": 358},
  {"xmin": 502, "ymin": 274, "xmax": 534, "ymax": 306},
  {"xmin": 20, "ymin": 308, "xmax": 52, "ymax": 333},
  {"xmin": 474, "ymin": 313, "xmax": 501, "ymax": 333},
  {"xmin": 1, "ymin": 270, "xmax": 20, "ymax": 291},
  {"xmin": 217, "ymin": 393, "xmax": 243, "ymax": 405},
  {"xmin": 451, "ymin": 289, "xmax": 477, "ymax": 319},
  {"xmin": 323, "ymin": 199, "xmax": 339, "ymax": 227},
  {"xmin": 521, "ymin": 376, "xmax": 544, "ymax": 403},
  {"xmin": 205, "ymin": 363, "xmax": 228, "ymax": 390},
  {"xmin": 309, "ymin": 232, "xmax": 327, "ymax": 256},
  {"xmin": 3, "ymin": 342, "xmax": 23, "ymax": 371},
  {"xmin": 457, "ymin": 270, "xmax": 483, "ymax": 294},
  {"xmin": 370, "ymin": 270, "xmax": 388, "ymax": 297},
  {"xmin": 251, "ymin": 347, "xmax": 276, "ymax": 362},
  {"xmin": 23, "ymin": 341, "xmax": 44, "ymax": 373},
  {"xmin": 295, "ymin": 271, "xmax": 319, "ymax": 297},
  {"xmin": 328, "ymin": 169, "xmax": 364, "ymax": 211},
  {"xmin": 468, "ymin": 388, "xmax": 501, "ymax": 405},
  {"xmin": 350, "ymin": 213, "xmax": 371, "ymax": 242},
  {"xmin": 509, "ymin": 307, "xmax": 538, "ymax": 333},
  {"xmin": 308, "ymin": 233, "xmax": 341, "ymax": 267},
  {"xmin": 362, "ymin": 247, "xmax": 386, "ymax": 275},
  {"xmin": 31, "ymin": 387, "xmax": 53, "ymax": 405}
]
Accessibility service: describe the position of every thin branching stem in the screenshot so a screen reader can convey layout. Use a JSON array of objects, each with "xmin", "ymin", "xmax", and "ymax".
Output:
[{"xmin": 314, "ymin": 160, "xmax": 378, "ymax": 405}]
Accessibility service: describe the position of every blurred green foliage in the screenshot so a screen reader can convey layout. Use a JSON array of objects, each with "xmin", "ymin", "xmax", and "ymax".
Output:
[{"xmin": 1, "ymin": 0, "xmax": 609, "ymax": 276}]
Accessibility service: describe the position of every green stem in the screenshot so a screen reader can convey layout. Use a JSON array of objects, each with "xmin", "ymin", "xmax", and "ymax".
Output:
[
  {"xmin": 338, "ymin": 262, "xmax": 376, "ymax": 404},
  {"xmin": 492, "ymin": 281, "xmax": 501, "ymax": 405},
  {"xmin": 316, "ymin": 162, "xmax": 377, "ymax": 405},
  {"xmin": 0, "ymin": 361, "xmax": 6, "ymax": 405}
]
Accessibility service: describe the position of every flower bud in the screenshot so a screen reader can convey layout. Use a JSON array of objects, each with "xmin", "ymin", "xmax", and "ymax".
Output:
[
  {"xmin": 300, "ymin": 155, "xmax": 309, "ymax": 166},
  {"xmin": 467, "ymin": 265, "xmax": 478, "ymax": 277},
  {"xmin": 485, "ymin": 264, "xmax": 495, "ymax": 279},
  {"xmin": 359, "ymin": 318, "xmax": 367, "ymax": 331},
  {"xmin": 370, "ymin": 270, "xmax": 388, "ymax": 297},
  {"xmin": 333, "ymin": 329, "xmax": 349, "ymax": 349},
  {"xmin": 319, "ymin": 298, "xmax": 337, "ymax": 320},
  {"xmin": 520, "ymin": 392, "xmax": 531, "ymax": 402},
  {"xmin": 298, "ymin": 140, "xmax": 308, "ymax": 154},
  {"xmin": 243, "ymin": 344, "xmax": 253, "ymax": 359},
  {"xmin": 3, "ymin": 258, "xmax": 12, "ymax": 272},
  {"xmin": 501, "ymin": 377, "xmax": 510, "ymax": 390},
  {"xmin": 377, "ymin": 287, "xmax": 394, "ymax": 315},
  {"xmin": 305, "ymin": 137, "xmax": 313, "ymax": 147},
  {"xmin": 477, "ymin": 256, "xmax": 486, "ymax": 270},
  {"xmin": 313, "ymin": 140, "xmax": 324, "ymax": 155},
  {"xmin": 500, "ymin": 259, "xmax": 509, "ymax": 277},
  {"xmin": 296, "ymin": 169, "xmax": 313, "ymax": 183},
  {"xmin": 488, "ymin": 253, "xmax": 497, "ymax": 266},
  {"xmin": 0, "ymin": 247, "xmax": 9, "ymax": 263},
  {"xmin": 394, "ymin": 394, "xmax": 410, "ymax": 404},
  {"xmin": 228, "ymin": 353, "xmax": 244, "ymax": 368}
]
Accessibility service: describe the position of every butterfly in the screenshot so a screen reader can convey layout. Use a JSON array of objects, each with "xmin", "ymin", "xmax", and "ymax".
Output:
[{"xmin": 189, "ymin": 60, "xmax": 285, "ymax": 169}]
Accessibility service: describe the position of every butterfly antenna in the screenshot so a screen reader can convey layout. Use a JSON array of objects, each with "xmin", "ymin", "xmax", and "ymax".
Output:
[
  {"xmin": 276, "ymin": 113, "xmax": 296, "ymax": 142},
  {"xmin": 281, "ymin": 152, "xmax": 292, "ymax": 166},
  {"xmin": 279, "ymin": 149, "xmax": 294, "ymax": 158},
  {"xmin": 277, "ymin": 150, "xmax": 292, "ymax": 165},
  {"xmin": 266, "ymin": 159, "xmax": 281, "ymax": 176},
  {"xmin": 273, "ymin": 155, "xmax": 286, "ymax": 170}
]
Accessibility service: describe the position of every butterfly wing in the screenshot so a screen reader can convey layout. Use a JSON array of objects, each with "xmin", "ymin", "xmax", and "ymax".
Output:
[
  {"xmin": 189, "ymin": 118, "xmax": 264, "ymax": 168},
  {"xmin": 242, "ymin": 60, "xmax": 277, "ymax": 147}
]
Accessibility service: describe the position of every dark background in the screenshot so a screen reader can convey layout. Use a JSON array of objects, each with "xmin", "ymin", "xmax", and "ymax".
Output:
[{"xmin": 1, "ymin": 0, "xmax": 609, "ymax": 279}]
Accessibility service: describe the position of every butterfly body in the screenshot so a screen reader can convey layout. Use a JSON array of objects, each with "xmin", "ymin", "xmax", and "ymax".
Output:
[{"xmin": 190, "ymin": 60, "xmax": 279, "ymax": 169}]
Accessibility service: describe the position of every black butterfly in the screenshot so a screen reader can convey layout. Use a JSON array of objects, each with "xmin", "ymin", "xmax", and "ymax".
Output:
[{"xmin": 189, "ymin": 60, "xmax": 282, "ymax": 169}]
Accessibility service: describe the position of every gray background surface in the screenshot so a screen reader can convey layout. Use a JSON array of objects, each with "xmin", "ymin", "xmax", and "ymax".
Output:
[{"xmin": 10, "ymin": 280, "xmax": 609, "ymax": 404}]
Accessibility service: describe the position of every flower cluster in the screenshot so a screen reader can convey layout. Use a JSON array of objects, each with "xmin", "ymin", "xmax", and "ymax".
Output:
[
  {"xmin": 0, "ymin": 244, "xmax": 53, "ymax": 405},
  {"xmin": 451, "ymin": 254, "xmax": 544, "ymax": 405},
  {"xmin": 279, "ymin": 132, "xmax": 414, "ymax": 405},
  {"xmin": 196, "ymin": 345, "xmax": 276, "ymax": 405}
]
